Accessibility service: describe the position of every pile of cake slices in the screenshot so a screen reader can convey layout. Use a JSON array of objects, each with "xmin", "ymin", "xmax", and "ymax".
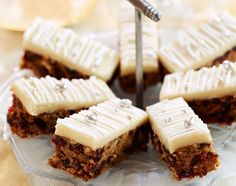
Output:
[{"xmin": 7, "ymin": 0, "xmax": 236, "ymax": 182}]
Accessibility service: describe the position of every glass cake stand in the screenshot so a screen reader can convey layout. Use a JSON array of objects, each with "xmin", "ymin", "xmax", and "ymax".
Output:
[{"xmin": 1, "ymin": 32, "xmax": 236, "ymax": 186}]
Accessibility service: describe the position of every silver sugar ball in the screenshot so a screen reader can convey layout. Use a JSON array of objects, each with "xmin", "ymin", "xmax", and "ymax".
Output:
[
  {"xmin": 55, "ymin": 83, "xmax": 66, "ymax": 93},
  {"xmin": 217, "ymin": 77, "xmax": 225, "ymax": 86},
  {"xmin": 223, "ymin": 60, "xmax": 234, "ymax": 70},
  {"xmin": 119, "ymin": 99, "xmax": 132, "ymax": 108},
  {"xmin": 85, "ymin": 112, "xmax": 97, "ymax": 124},
  {"xmin": 184, "ymin": 117, "xmax": 196, "ymax": 128}
]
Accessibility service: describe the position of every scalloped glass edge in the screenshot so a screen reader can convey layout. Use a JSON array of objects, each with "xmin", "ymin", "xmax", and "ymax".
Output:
[{"xmin": 1, "ymin": 70, "xmax": 236, "ymax": 186}]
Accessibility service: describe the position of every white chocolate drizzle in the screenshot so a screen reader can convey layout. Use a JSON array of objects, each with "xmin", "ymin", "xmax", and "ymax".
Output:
[
  {"xmin": 23, "ymin": 17, "xmax": 119, "ymax": 82},
  {"xmin": 159, "ymin": 12, "xmax": 236, "ymax": 73},
  {"xmin": 11, "ymin": 76, "xmax": 115, "ymax": 116},
  {"xmin": 55, "ymin": 98, "xmax": 148, "ymax": 150},
  {"xmin": 119, "ymin": 0, "xmax": 159, "ymax": 76},
  {"xmin": 146, "ymin": 97, "xmax": 212, "ymax": 153},
  {"xmin": 160, "ymin": 61, "xmax": 236, "ymax": 101}
]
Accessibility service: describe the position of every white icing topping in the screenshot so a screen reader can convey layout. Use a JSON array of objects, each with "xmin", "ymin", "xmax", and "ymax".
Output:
[
  {"xmin": 23, "ymin": 17, "xmax": 119, "ymax": 82},
  {"xmin": 146, "ymin": 98, "xmax": 212, "ymax": 153},
  {"xmin": 160, "ymin": 61, "xmax": 236, "ymax": 101},
  {"xmin": 159, "ymin": 12, "xmax": 236, "ymax": 72},
  {"xmin": 119, "ymin": 0, "xmax": 159, "ymax": 76},
  {"xmin": 11, "ymin": 76, "xmax": 115, "ymax": 116},
  {"xmin": 55, "ymin": 98, "xmax": 148, "ymax": 150}
]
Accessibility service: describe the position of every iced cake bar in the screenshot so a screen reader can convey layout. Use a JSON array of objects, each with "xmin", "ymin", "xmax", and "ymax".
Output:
[
  {"xmin": 146, "ymin": 98, "xmax": 219, "ymax": 180},
  {"xmin": 7, "ymin": 76, "xmax": 115, "ymax": 137},
  {"xmin": 160, "ymin": 12, "xmax": 236, "ymax": 73},
  {"xmin": 49, "ymin": 98, "xmax": 148, "ymax": 181},
  {"xmin": 118, "ymin": 0, "xmax": 159, "ymax": 89},
  {"xmin": 21, "ymin": 18, "xmax": 119, "ymax": 82},
  {"xmin": 160, "ymin": 61, "xmax": 236, "ymax": 125}
]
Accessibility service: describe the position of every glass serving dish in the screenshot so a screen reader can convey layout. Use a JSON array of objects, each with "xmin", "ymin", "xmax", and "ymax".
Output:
[{"xmin": 1, "ymin": 32, "xmax": 236, "ymax": 186}]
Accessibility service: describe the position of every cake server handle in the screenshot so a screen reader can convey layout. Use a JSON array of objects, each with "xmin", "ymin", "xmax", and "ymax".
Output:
[
  {"xmin": 127, "ymin": 0, "xmax": 161, "ymax": 22},
  {"xmin": 135, "ymin": 9, "xmax": 144, "ymax": 108}
]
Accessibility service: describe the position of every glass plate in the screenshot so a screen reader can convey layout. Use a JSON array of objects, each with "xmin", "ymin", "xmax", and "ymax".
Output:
[{"xmin": 1, "ymin": 32, "xmax": 236, "ymax": 186}]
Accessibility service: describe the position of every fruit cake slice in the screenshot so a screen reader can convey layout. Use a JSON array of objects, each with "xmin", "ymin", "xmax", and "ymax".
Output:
[
  {"xmin": 118, "ymin": 0, "xmax": 159, "ymax": 90},
  {"xmin": 159, "ymin": 12, "xmax": 236, "ymax": 74},
  {"xmin": 7, "ymin": 76, "xmax": 115, "ymax": 138},
  {"xmin": 146, "ymin": 97, "xmax": 220, "ymax": 180},
  {"xmin": 160, "ymin": 61, "xmax": 236, "ymax": 125},
  {"xmin": 21, "ymin": 17, "xmax": 119, "ymax": 82},
  {"xmin": 49, "ymin": 98, "xmax": 149, "ymax": 181}
]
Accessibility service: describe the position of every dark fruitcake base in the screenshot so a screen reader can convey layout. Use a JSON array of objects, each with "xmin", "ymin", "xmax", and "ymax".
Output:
[
  {"xmin": 21, "ymin": 50, "xmax": 89, "ymax": 80},
  {"xmin": 49, "ymin": 125, "xmax": 149, "ymax": 181},
  {"xmin": 7, "ymin": 95, "xmax": 80, "ymax": 138},
  {"xmin": 118, "ymin": 72, "xmax": 161, "ymax": 93},
  {"xmin": 152, "ymin": 134, "xmax": 220, "ymax": 180},
  {"xmin": 212, "ymin": 46, "xmax": 236, "ymax": 66},
  {"xmin": 160, "ymin": 46, "xmax": 236, "ymax": 76},
  {"xmin": 188, "ymin": 95, "xmax": 236, "ymax": 125}
]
